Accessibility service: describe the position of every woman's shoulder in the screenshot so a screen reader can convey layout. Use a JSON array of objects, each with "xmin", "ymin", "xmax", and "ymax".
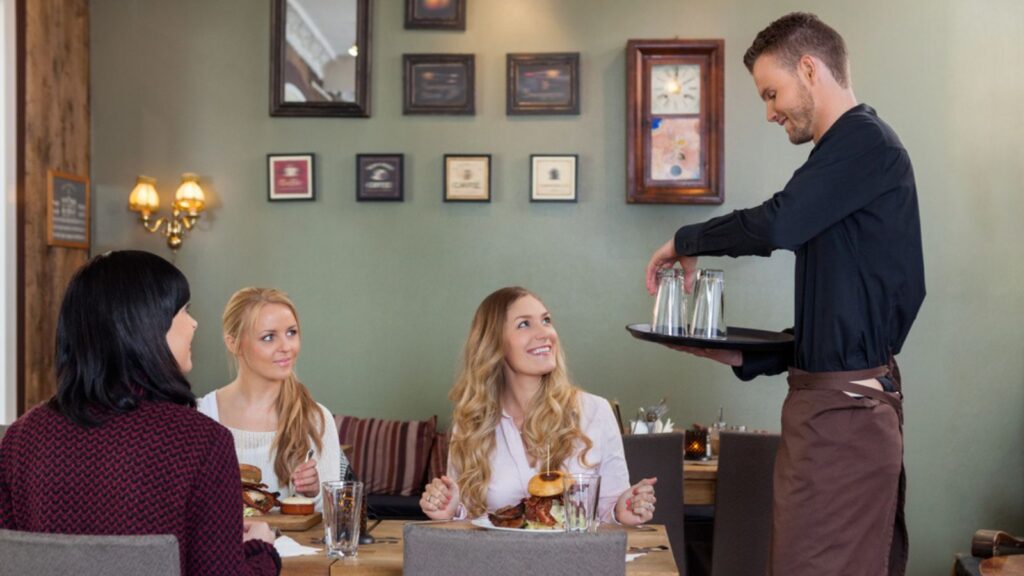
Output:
[
  {"xmin": 194, "ymin": 390, "xmax": 219, "ymax": 419},
  {"xmin": 576, "ymin": 391, "xmax": 617, "ymax": 428}
]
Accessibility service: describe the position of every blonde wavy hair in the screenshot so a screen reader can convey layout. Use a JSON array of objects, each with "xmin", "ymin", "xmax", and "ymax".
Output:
[
  {"xmin": 222, "ymin": 287, "xmax": 325, "ymax": 486},
  {"xmin": 448, "ymin": 287, "xmax": 594, "ymax": 517}
]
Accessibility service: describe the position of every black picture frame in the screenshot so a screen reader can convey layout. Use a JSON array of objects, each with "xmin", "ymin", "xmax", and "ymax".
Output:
[
  {"xmin": 403, "ymin": 54, "xmax": 475, "ymax": 115},
  {"xmin": 530, "ymin": 154, "xmax": 578, "ymax": 202},
  {"xmin": 443, "ymin": 154, "xmax": 491, "ymax": 202},
  {"xmin": 267, "ymin": 153, "xmax": 316, "ymax": 202},
  {"xmin": 405, "ymin": 0, "xmax": 466, "ymax": 31},
  {"xmin": 507, "ymin": 52, "xmax": 580, "ymax": 115},
  {"xmin": 47, "ymin": 170, "xmax": 90, "ymax": 249},
  {"xmin": 269, "ymin": 0, "xmax": 372, "ymax": 117},
  {"xmin": 356, "ymin": 154, "xmax": 404, "ymax": 202}
]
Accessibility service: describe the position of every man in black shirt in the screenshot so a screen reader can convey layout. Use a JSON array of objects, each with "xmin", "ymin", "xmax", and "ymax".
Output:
[{"xmin": 644, "ymin": 13, "xmax": 924, "ymax": 576}]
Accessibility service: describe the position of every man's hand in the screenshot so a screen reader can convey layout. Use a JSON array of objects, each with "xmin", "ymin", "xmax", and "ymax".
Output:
[{"xmin": 645, "ymin": 239, "xmax": 699, "ymax": 294}]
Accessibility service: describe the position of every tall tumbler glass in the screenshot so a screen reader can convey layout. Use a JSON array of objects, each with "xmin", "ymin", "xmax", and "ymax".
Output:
[
  {"xmin": 690, "ymin": 269, "xmax": 726, "ymax": 339},
  {"xmin": 652, "ymin": 268, "xmax": 688, "ymax": 336},
  {"xmin": 322, "ymin": 480, "xmax": 363, "ymax": 558},
  {"xmin": 562, "ymin": 473, "xmax": 601, "ymax": 533}
]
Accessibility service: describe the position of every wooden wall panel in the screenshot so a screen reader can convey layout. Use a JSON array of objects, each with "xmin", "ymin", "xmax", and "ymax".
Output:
[{"xmin": 18, "ymin": 0, "xmax": 90, "ymax": 413}]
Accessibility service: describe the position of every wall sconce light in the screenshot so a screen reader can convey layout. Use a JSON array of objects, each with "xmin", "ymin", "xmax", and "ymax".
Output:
[{"xmin": 127, "ymin": 173, "xmax": 207, "ymax": 250}]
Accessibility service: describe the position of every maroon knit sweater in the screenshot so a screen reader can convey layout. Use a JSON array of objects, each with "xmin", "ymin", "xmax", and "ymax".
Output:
[{"xmin": 0, "ymin": 400, "xmax": 280, "ymax": 576}]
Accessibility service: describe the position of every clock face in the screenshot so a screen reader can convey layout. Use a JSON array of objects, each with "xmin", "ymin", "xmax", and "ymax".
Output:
[{"xmin": 651, "ymin": 64, "xmax": 701, "ymax": 115}]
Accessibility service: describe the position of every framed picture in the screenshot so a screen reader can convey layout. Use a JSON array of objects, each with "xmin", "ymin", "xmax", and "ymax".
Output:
[
  {"xmin": 267, "ymin": 154, "xmax": 315, "ymax": 201},
  {"xmin": 530, "ymin": 155, "xmax": 578, "ymax": 202},
  {"xmin": 405, "ymin": 0, "xmax": 465, "ymax": 30},
  {"xmin": 444, "ymin": 155, "xmax": 490, "ymax": 202},
  {"xmin": 403, "ymin": 54, "xmax": 475, "ymax": 115},
  {"xmin": 626, "ymin": 39, "xmax": 724, "ymax": 204},
  {"xmin": 356, "ymin": 154, "xmax": 404, "ymax": 202},
  {"xmin": 507, "ymin": 53, "xmax": 580, "ymax": 115},
  {"xmin": 46, "ymin": 170, "xmax": 90, "ymax": 249}
]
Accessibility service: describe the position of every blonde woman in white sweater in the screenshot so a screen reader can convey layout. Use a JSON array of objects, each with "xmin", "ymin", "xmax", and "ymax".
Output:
[{"xmin": 198, "ymin": 287, "xmax": 344, "ymax": 510}]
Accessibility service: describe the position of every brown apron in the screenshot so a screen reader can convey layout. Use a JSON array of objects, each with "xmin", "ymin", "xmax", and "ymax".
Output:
[{"xmin": 770, "ymin": 357, "xmax": 908, "ymax": 576}]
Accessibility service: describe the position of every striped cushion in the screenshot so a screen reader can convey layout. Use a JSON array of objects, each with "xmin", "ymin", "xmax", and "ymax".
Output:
[
  {"xmin": 427, "ymin": 432, "xmax": 449, "ymax": 482},
  {"xmin": 335, "ymin": 414, "xmax": 437, "ymax": 496}
]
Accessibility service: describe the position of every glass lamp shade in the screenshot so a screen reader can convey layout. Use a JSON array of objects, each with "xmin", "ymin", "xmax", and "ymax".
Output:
[
  {"xmin": 128, "ymin": 176, "xmax": 160, "ymax": 216},
  {"xmin": 173, "ymin": 173, "xmax": 206, "ymax": 214}
]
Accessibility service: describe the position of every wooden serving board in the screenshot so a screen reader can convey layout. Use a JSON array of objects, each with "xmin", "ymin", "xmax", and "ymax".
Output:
[{"xmin": 247, "ymin": 511, "xmax": 320, "ymax": 532}]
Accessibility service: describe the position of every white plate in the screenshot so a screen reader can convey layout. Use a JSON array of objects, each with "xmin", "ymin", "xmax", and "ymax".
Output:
[{"xmin": 470, "ymin": 516, "xmax": 563, "ymax": 533}]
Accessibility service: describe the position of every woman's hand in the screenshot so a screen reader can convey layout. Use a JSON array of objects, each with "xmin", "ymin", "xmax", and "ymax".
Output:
[
  {"xmin": 615, "ymin": 477, "xmax": 658, "ymax": 526},
  {"xmin": 419, "ymin": 475, "xmax": 460, "ymax": 520},
  {"xmin": 242, "ymin": 520, "xmax": 276, "ymax": 544},
  {"xmin": 291, "ymin": 459, "xmax": 320, "ymax": 497}
]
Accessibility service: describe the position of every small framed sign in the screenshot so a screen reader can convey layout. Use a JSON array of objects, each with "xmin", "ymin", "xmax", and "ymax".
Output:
[
  {"xmin": 47, "ymin": 170, "xmax": 90, "ymax": 249},
  {"xmin": 444, "ymin": 154, "xmax": 490, "ymax": 202},
  {"xmin": 404, "ymin": 54, "xmax": 475, "ymax": 115},
  {"xmin": 405, "ymin": 0, "xmax": 465, "ymax": 30},
  {"xmin": 356, "ymin": 154, "xmax": 404, "ymax": 202},
  {"xmin": 507, "ymin": 53, "xmax": 580, "ymax": 115},
  {"xmin": 267, "ymin": 154, "xmax": 315, "ymax": 201},
  {"xmin": 530, "ymin": 155, "xmax": 578, "ymax": 202}
]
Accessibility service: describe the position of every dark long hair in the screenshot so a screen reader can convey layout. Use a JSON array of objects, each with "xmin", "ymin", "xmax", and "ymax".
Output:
[{"xmin": 49, "ymin": 250, "xmax": 197, "ymax": 426}]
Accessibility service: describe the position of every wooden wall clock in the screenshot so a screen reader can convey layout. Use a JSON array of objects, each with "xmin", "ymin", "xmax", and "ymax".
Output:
[{"xmin": 626, "ymin": 39, "xmax": 724, "ymax": 204}]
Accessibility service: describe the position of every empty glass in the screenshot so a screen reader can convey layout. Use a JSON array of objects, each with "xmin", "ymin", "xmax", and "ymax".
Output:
[
  {"xmin": 652, "ymin": 268, "xmax": 688, "ymax": 336},
  {"xmin": 322, "ymin": 480, "xmax": 363, "ymax": 558},
  {"xmin": 562, "ymin": 473, "xmax": 601, "ymax": 533},
  {"xmin": 690, "ymin": 269, "xmax": 726, "ymax": 339}
]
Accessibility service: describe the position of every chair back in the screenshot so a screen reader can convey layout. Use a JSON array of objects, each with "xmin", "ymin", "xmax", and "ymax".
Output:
[
  {"xmin": 710, "ymin": 431, "xmax": 780, "ymax": 576},
  {"xmin": 622, "ymin": 432, "xmax": 685, "ymax": 573},
  {"xmin": 403, "ymin": 523, "xmax": 626, "ymax": 576},
  {"xmin": 0, "ymin": 529, "xmax": 180, "ymax": 576}
]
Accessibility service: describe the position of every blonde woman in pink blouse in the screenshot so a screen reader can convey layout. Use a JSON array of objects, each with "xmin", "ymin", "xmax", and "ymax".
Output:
[{"xmin": 419, "ymin": 286, "xmax": 656, "ymax": 525}]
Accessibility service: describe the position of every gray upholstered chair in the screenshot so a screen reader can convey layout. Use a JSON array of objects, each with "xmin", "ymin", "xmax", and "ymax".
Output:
[
  {"xmin": 710, "ymin": 431, "xmax": 781, "ymax": 576},
  {"xmin": 403, "ymin": 523, "xmax": 626, "ymax": 576},
  {"xmin": 622, "ymin": 431, "xmax": 686, "ymax": 574},
  {"xmin": 0, "ymin": 529, "xmax": 180, "ymax": 576}
]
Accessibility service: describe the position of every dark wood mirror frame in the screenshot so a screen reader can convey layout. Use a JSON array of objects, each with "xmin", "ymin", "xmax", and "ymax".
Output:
[{"xmin": 270, "ymin": 0, "xmax": 372, "ymax": 118}]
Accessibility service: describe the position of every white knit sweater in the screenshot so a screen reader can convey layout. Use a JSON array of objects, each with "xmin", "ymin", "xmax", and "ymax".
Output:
[{"xmin": 196, "ymin": 392, "xmax": 344, "ymax": 511}]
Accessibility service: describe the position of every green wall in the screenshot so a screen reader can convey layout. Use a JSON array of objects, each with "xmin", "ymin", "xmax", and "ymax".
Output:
[{"xmin": 90, "ymin": 1, "xmax": 1023, "ymax": 573}]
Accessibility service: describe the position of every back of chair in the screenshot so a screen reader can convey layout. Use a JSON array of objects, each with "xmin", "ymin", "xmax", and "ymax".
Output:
[
  {"xmin": 0, "ymin": 529, "xmax": 180, "ymax": 576},
  {"xmin": 622, "ymin": 432, "xmax": 685, "ymax": 573},
  {"xmin": 710, "ymin": 431, "xmax": 780, "ymax": 576},
  {"xmin": 403, "ymin": 524, "xmax": 626, "ymax": 576}
]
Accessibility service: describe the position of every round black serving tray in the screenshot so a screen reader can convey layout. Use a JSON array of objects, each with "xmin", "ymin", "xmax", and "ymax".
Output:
[{"xmin": 626, "ymin": 323, "xmax": 793, "ymax": 352}]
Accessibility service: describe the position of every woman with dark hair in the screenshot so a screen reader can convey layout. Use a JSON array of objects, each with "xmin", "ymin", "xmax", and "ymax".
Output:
[{"xmin": 0, "ymin": 250, "xmax": 281, "ymax": 576}]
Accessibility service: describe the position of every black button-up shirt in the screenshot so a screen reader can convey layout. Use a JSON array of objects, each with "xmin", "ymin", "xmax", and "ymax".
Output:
[{"xmin": 674, "ymin": 104, "xmax": 925, "ymax": 378}]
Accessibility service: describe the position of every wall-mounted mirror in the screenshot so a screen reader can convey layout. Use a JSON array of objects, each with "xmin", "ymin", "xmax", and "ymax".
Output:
[{"xmin": 270, "ymin": 0, "xmax": 371, "ymax": 117}]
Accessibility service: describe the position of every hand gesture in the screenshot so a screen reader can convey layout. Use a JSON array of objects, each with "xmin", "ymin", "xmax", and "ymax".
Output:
[
  {"xmin": 291, "ymin": 458, "xmax": 320, "ymax": 497},
  {"xmin": 242, "ymin": 520, "xmax": 276, "ymax": 544},
  {"xmin": 419, "ymin": 475, "xmax": 460, "ymax": 520},
  {"xmin": 615, "ymin": 477, "xmax": 658, "ymax": 526},
  {"xmin": 645, "ymin": 239, "xmax": 699, "ymax": 294}
]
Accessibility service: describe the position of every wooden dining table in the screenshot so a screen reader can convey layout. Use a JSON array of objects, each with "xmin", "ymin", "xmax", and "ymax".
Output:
[
  {"xmin": 683, "ymin": 459, "xmax": 718, "ymax": 505},
  {"xmin": 279, "ymin": 519, "xmax": 679, "ymax": 575}
]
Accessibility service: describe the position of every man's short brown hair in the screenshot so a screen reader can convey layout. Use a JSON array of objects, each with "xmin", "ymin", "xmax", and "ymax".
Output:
[{"xmin": 743, "ymin": 12, "xmax": 850, "ymax": 87}]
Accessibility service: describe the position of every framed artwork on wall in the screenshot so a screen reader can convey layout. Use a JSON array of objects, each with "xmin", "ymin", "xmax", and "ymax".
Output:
[
  {"xmin": 507, "ymin": 53, "xmax": 580, "ymax": 115},
  {"xmin": 626, "ymin": 39, "xmax": 724, "ymax": 204},
  {"xmin": 405, "ymin": 0, "xmax": 466, "ymax": 30},
  {"xmin": 403, "ymin": 54, "xmax": 475, "ymax": 115},
  {"xmin": 356, "ymin": 154, "xmax": 404, "ymax": 201},
  {"xmin": 46, "ymin": 170, "xmax": 90, "ymax": 249},
  {"xmin": 267, "ymin": 153, "xmax": 316, "ymax": 201},
  {"xmin": 530, "ymin": 155, "xmax": 578, "ymax": 202},
  {"xmin": 444, "ymin": 154, "xmax": 490, "ymax": 202}
]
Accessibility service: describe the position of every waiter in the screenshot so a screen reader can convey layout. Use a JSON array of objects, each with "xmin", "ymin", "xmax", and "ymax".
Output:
[{"xmin": 644, "ymin": 13, "xmax": 925, "ymax": 576}]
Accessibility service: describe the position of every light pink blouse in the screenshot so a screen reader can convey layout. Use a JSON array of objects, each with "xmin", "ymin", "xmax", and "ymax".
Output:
[{"xmin": 450, "ymin": 392, "xmax": 630, "ymax": 523}]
